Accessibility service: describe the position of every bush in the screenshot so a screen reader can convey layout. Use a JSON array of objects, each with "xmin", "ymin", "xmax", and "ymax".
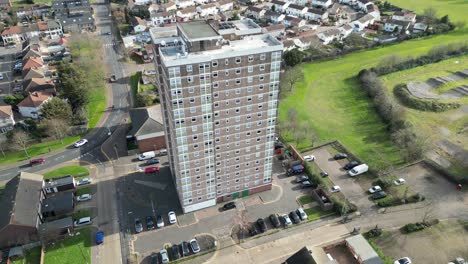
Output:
[
  {"xmin": 402, "ymin": 222, "xmax": 426, "ymax": 233},
  {"xmin": 393, "ymin": 84, "xmax": 460, "ymax": 112},
  {"xmin": 373, "ymin": 178, "xmax": 392, "ymax": 189}
]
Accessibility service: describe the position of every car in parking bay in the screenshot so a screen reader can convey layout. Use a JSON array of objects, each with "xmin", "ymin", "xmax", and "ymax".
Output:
[
  {"xmin": 156, "ymin": 215, "xmax": 164, "ymax": 228},
  {"xmin": 344, "ymin": 161, "xmax": 359, "ymax": 170},
  {"xmin": 95, "ymin": 230, "xmax": 104, "ymax": 245},
  {"xmin": 77, "ymin": 178, "xmax": 92, "ymax": 186},
  {"xmin": 150, "ymin": 253, "xmax": 161, "ymax": 264},
  {"xmin": 189, "ymin": 239, "xmax": 200, "ymax": 253},
  {"xmin": 171, "ymin": 244, "xmax": 181, "ymax": 260},
  {"xmin": 146, "ymin": 216, "xmax": 155, "ymax": 230},
  {"xmin": 160, "ymin": 249, "xmax": 169, "ymax": 263},
  {"xmin": 368, "ymin": 185, "xmax": 382, "ymax": 194},
  {"xmin": 134, "ymin": 218, "xmax": 143, "ymax": 233},
  {"xmin": 180, "ymin": 241, "xmax": 190, "ymax": 257},
  {"xmin": 222, "ymin": 202, "xmax": 236, "ymax": 211},
  {"xmin": 301, "ymin": 181, "xmax": 317, "ymax": 189},
  {"xmin": 269, "ymin": 214, "xmax": 281, "ymax": 228},
  {"xmin": 256, "ymin": 218, "xmax": 267, "ymax": 233},
  {"xmin": 289, "ymin": 211, "xmax": 301, "ymax": 224},
  {"xmin": 76, "ymin": 194, "xmax": 92, "ymax": 202},
  {"xmin": 372, "ymin": 191, "xmax": 388, "ymax": 200},
  {"xmin": 145, "ymin": 158, "xmax": 160, "ymax": 166},
  {"xmin": 168, "ymin": 211, "xmax": 177, "ymax": 224},
  {"xmin": 145, "ymin": 166, "xmax": 159, "ymax": 174},
  {"xmin": 296, "ymin": 208, "xmax": 308, "ymax": 221},
  {"xmin": 295, "ymin": 175, "xmax": 309, "ymax": 183},
  {"xmin": 334, "ymin": 153, "xmax": 348, "ymax": 160},
  {"xmin": 281, "ymin": 214, "xmax": 292, "ymax": 227},
  {"xmin": 249, "ymin": 224, "xmax": 260, "ymax": 236}
]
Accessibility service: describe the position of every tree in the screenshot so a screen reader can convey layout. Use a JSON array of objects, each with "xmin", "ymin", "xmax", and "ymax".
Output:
[
  {"xmin": 43, "ymin": 119, "xmax": 69, "ymax": 144},
  {"xmin": 230, "ymin": 13, "xmax": 240, "ymax": 21},
  {"xmin": 283, "ymin": 49, "xmax": 304, "ymax": 67},
  {"xmin": 57, "ymin": 62, "xmax": 90, "ymax": 111},
  {"xmin": 40, "ymin": 97, "xmax": 72, "ymax": 121},
  {"xmin": 423, "ymin": 7, "xmax": 438, "ymax": 24},
  {"xmin": 3, "ymin": 94, "xmax": 25, "ymax": 106},
  {"xmin": 136, "ymin": 92, "xmax": 157, "ymax": 107},
  {"xmin": 0, "ymin": 141, "xmax": 9, "ymax": 157},
  {"xmin": 10, "ymin": 130, "xmax": 31, "ymax": 158},
  {"xmin": 72, "ymin": 107, "xmax": 89, "ymax": 125},
  {"xmin": 271, "ymin": 5, "xmax": 276, "ymax": 11},
  {"xmin": 280, "ymin": 66, "xmax": 303, "ymax": 94},
  {"xmin": 343, "ymin": 33, "xmax": 369, "ymax": 49},
  {"xmin": 440, "ymin": 15, "xmax": 450, "ymax": 24}
]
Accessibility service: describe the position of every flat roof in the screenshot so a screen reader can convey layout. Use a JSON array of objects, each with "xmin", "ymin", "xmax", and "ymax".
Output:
[{"xmin": 178, "ymin": 21, "xmax": 220, "ymax": 41}]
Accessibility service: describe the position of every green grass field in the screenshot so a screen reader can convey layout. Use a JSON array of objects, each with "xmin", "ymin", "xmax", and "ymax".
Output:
[
  {"xmin": 43, "ymin": 165, "xmax": 90, "ymax": 180},
  {"xmin": 44, "ymin": 227, "xmax": 91, "ymax": 264},
  {"xmin": 11, "ymin": 247, "xmax": 41, "ymax": 264},
  {"xmin": 387, "ymin": 0, "xmax": 468, "ymax": 24},
  {"xmin": 304, "ymin": 206, "xmax": 334, "ymax": 220}
]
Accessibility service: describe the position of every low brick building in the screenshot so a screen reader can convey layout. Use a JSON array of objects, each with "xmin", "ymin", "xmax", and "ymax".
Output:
[{"xmin": 129, "ymin": 105, "xmax": 166, "ymax": 152}]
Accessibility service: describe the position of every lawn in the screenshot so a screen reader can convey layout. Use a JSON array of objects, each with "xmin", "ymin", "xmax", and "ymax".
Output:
[
  {"xmin": 304, "ymin": 206, "xmax": 335, "ymax": 221},
  {"xmin": 44, "ymin": 227, "xmax": 91, "ymax": 264},
  {"xmin": 279, "ymin": 29, "xmax": 468, "ymax": 170},
  {"xmin": 298, "ymin": 195, "xmax": 315, "ymax": 205},
  {"xmin": 130, "ymin": 72, "xmax": 142, "ymax": 103},
  {"xmin": 0, "ymin": 136, "xmax": 80, "ymax": 166},
  {"xmin": 11, "ymin": 247, "xmax": 41, "ymax": 264},
  {"xmin": 12, "ymin": 0, "xmax": 51, "ymax": 6},
  {"xmin": 72, "ymin": 209, "xmax": 91, "ymax": 219},
  {"xmin": 43, "ymin": 165, "xmax": 89, "ymax": 180},
  {"xmin": 387, "ymin": 0, "xmax": 468, "ymax": 24},
  {"xmin": 76, "ymin": 186, "xmax": 92, "ymax": 196}
]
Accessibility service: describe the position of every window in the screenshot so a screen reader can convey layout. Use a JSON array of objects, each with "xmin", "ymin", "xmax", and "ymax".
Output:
[
  {"xmin": 236, "ymin": 68, "xmax": 241, "ymax": 75},
  {"xmin": 247, "ymin": 87, "xmax": 253, "ymax": 93},
  {"xmin": 187, "ymin": 76, "xmax": 193, "ymax": 83},
  {"xmin": 186, "ymin": 65, "xmax": 193, "ymax": 72},
  {"xmin": 213, "ymin": 82, "xmax": 219, "ymax": 88},
  {"xmin": 259, "ymin": 84, "xmax": 264, "ymax": 90},
  {"xmin": 193, "ymin": 135, "xmax": 198, "ymax": 140},
  {"xmin": 235, "ymin": 89, "xmax": 241, "ymax": 95},
  {"xmin": 214, "ymin": 93, "xmax": 218, "ymax": 98},
  {"xmin": 225, "ymin": 70, "xmax": 229, "ymax": 76},
  {"xmin": 188, "ymin": 87, "xmax": 194, "ymax": 93},
  {"xmin": 190, "ymin": 98, "xmax": 195, "ymax": 103},
  {"xmin": 248, "ymin": 76, "xmax": 253, "ymax": 83},
  {"xmin": 212, "ymin": 60, "xmax": 218, "ymax": 67},
  {"xmin": 236, "ymin": 79, "xmax": 241, "ymax": 85},
  {"xmin": 192, "ymin": 117, "xmax": 197, "ymax": 122},
  {"xmin": 260, "ymin": 53, "xmax": 266, "ymax": 60},
  {"xmin": 192, "ymin": 126, "xmax": 197, "ymax": 132},
  {"xmin": 259, "ymin": 75, "xmax": 265, "ymax": 81},
  {"xmin": 213, "ymin": 71, "xmax": 218, "ymax": 78},
  {"xmin": 225, "ymin": 58, "xmax": 229, "ymax": 65},
  {"xmin": 235, "ymin": 57, "xmax": 241, "ymax": 64},
  {"xmin": 247, "ymin": 97, "xmax": 252, "ymax": 102},
  {"xmin": 225, "ymin": 80, "xmax": 229, "ymax": 86},
  {"xmin": 235, "ymin": 99, "xmax": 240, "ymax": 104},
  {"xmin": 247, "ymin": 105, "xmax": 252, "ymax": 111},
  {"xmin": 193, "ymin": 144, "xmax": 198, "ymax": 149},
  {"xmin": 248, "ymin": 55, "xmax": 254, "ymax": 62},
  {"xmin": 259, "ymin": 64, "xmax": 265, "ymax": 71},
  {"xmin": 258, "ymin": 104, "xmax": 263, "ymax": 109},
  {"xmin": 190, "ymin": 107, "xmax": 196, "ymax": 113},
  {"xmin": 248, "ymin": 66, "xmax": 253, "ymax": 73}
]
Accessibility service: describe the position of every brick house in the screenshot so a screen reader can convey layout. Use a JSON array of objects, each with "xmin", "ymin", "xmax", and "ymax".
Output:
[{"xmin": 129, "ymin": 105, "xmax": 166, "ymax": 152}]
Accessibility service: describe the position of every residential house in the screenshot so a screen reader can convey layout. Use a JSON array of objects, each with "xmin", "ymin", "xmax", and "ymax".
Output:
[
  {"xmin": 339, "ymin": 23, "xmax": 353, "ymax": 38},
  {"xmin": 366, "ymin": 4, "xmax": 380, "ymax": 20},
  {"xmin": 0, "ymin": 105, "xmax": 14, "ymax": 134},
  {"xmin": 22, "ymin": 78, "xmax": 55, "ymax": 94},
  {"xmin": 317, "ymin": 27, "xmax": 341, "ymax": 44},
  {"xmin": 0, "ymin": 0, "xmax": 11, "ymax": 8},
  {"xmin": 265, "ymin": 11, "xmax": 285, "ymax": 24},
  {"xmin": 22, "ymin": 57, "xmax": 44, "ymax": 71},
  {"xmin": 22, "ymin": 68, "xmax": 45, "ymax": 80},
  {"xmin": 147, "ymin": 3, "xmax": 159, "ymax": 12},
  {"xmin": 271, "ymin": 0, "xmax": 290, "ymax": 13},
  {"xmin": 340, "ymin": 4, "xmax": 359, "ymax": 21},
  {"xmin": 177, "ymin": 6, "xmax": 198, "ymax": 21},
  {"xmin": 413, "ymin": 22, "xmax": 428, "ymax": 33},
  {"xmin": 346, "ymin": 235, "xmax": 385, "ymax": 264},
  {"xmin": 39, "ymin": 21, "xmax": 63, "ymax": 39},
  {"xmin": 328, "ymin": 3, "xmax": 341, "ymax": 19},
  {"xmin": 151, "ymin": 11, "xmax": 176, "ymax": 26},
  {"xmin": 134, "ymin": 0, "xmax": 152, "ymax": 5},
  {"xmin": 41, "ymin": 192, "xmax": 75, "ymax": 219},
  {"xmin": 311, "ymin": 0, "xmax": 332, "ymax": 8},
  {"xmin": 176, "ymin": 0, "xmax": 196, "ymax": 9},
  {"xmin": 384, "ymin": 19, "xmax": 410, "ymax": 33},
  {"xmin": 291, "ymin": 0, "xmax": 308, "ymax": 7},
  {"xmin": 262, "ymin": 24, "xmax": 285, "ymax": 38},
  {"xmin": 52, "ymin": 0, "xmax": 91, "ymax": 17},
  {"xmin": 283, "ymin": 15, "xmax": 306, "ymax": 28},
  {"xmin": 1, "ymin": 26, "xmax": 23, "ymax": 44},
  {"xmin": 131, "ymin": 16, "xmax": 148, "ymax": 33},
  {"xmin": 356, "ymin": 0, "xmax": 372, "ymax": 12},
  {"xmin": 350, "ymin": 13, "xmax": 375, "ymax": 31},
  {"xmin": 304, "ymin": 8, "xmax": 328, "ymax": 22},
  {"xmin": 59, "ymin": 14, "xmax": 95, "ymax": 33},
  {"xmin": 339, "ymin": 0, "xmax": 355, "ymax": 4},
  {"xmin": 129, "ymin": 105, "xmax": 166, "ymax": 152},
  {"xmin": 293, "ymin": 35, "xmax": 315, "ymax": 50},
  {"xmin": 217, "ymin": 0, "xmax": 234, "ymax": 12},
  {"xmin": 193, "ymin": 0, "xmax": 207, "ymax": 5},
  {"xmin": 17, "ymin": 91, "xmax": 53, "ymax": 119},
  {"xmin": 392, "ymin": 10, "xmax": 416, "ymax": 23},
  {"xmin": 197, "ymin": 3, "xmax": 218, "ymax": 17},
  {"xmin": 285, "ymin": 3, "xmax": 307, "ymax": 18},
  {"xmin": 15, "ymin": 5, "xmax": 50, "ymax": 18},
  {"xmin": 282, "ymin": 39, "xmax": 295, "ymax": 51},
  {"xmin": 0, "ymin": 172, "xmax": 43, "ymax": 248},
  {"xmin": 38, "ymin": 217, "xmax": 74, "ymax": 243},
  {"xmin": 160, "ymin": 2, "xmax": 177, "ymax": 12},
  {"xmin": 43, "ymin": 175, "xmax": 76, "ymax": 194},
  {"xmin": 246, "ymin": 6, "xmax": 266, "ymax": 20}
]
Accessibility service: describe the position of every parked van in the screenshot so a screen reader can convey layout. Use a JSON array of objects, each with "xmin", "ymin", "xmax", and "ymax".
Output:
[
  {"xmin": 138, "ymin": 151, "xmax": 156, "ymax": 161},
  {"xmin": 74, "ymin": 217, "xmax": 92, "ymax": 227},
  {"xmin": 287, "ymin": 164, "xmax": 305, "ymax": 176},
  {"xmin": 348, "ymin": 164, "xmax": 369, "ymax": 177},
  {"xmin": 159, "ymin": 149, "xmax": 168, "ymax": 156}
]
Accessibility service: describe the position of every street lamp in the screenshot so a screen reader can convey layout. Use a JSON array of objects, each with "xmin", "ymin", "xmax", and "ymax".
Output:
[{"xmin": 113, "ymin": 144, "xmax": 119, "ymax": 160}]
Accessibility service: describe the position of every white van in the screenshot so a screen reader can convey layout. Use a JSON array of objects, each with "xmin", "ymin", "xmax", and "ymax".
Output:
[
  {"xmin": 159, "ymin": 149, "xmax": 168, "ymax": 156},
  {"xmin": 348, "ymin": 164, "xmax": 369, "ymax": 177},
  {"xmin": 138, "ymin": 151, "xmax": 156, "ymax": 161},
  {"xmin": 74, "ymin": 217, "xmax": 92, "ymax": 227}
]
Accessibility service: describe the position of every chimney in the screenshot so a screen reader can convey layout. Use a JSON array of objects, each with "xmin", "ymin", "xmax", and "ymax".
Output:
[{"xmin": 33, "ymin": 92, "xmax": 39, "ymax": 97}]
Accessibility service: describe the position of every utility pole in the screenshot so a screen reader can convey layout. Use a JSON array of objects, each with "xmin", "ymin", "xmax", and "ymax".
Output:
[{"xmin": 113, "ymin": 144, "xmax": 119, "ymax": 160}]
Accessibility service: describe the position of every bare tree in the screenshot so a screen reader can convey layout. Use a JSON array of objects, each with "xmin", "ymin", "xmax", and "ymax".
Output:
[
  {"xmin": 0, "ymin": 140, "xmax": 8, "ymax": 157},
  {"xmin": 421, "ymin": 200, "xmax": 435, "ymax": 224},
  {"xmin": 423, "ymin": 7, "xmax": 438, "ymax": 24},
  {"xmin": 43, "ymin": 119, "xmax": 69, "ymax": 144},
  {"xmin": 280, "ymin": 66, "xmax": 303, "ymax": 94},
  {"xmin": 11, "ymin": 130, "xmax": 31, "ymax": 158}
]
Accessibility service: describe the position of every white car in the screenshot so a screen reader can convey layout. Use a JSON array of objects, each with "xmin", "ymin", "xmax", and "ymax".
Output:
[
  {"xmin": 281, "ymin": 214, "xmax": 292, "ymax": 226},
  {"xmin": 394, "ymin": 178, "xmax": 406, "ymax": 185},
  {"xmin": 189, "ymin": 239, "xmax": 201, "ymax": 253},
  {"xmin": 77, "ymin": 178, "xmax": 92, "ymax": 186},
  {"xmin": 76, "ymin": 194, "xmax": 92, "ymax": 202},
  {"xmin": 331, "ymin": 186, "xmax": 341, "ymax": 193},
  {"xmin": 160, "ymin": 249, "xmax": 169, "ymax": 263},
  {"xmin": 296, "ymin": 208, "xmax": 308, "ymax": 221},
  {"xmin": 0, "ymin": 73, "xmax": 3, "ymax": 80},
  {"xmin": 168, "ymin": 211, "xmax": 177, "ymax": 224},
  {"xmin": 303, "ymin": 155, "xmax": 315, "ymax": 162},
  {"xmin": 394, "ymin": 257, "xmax": 412, "ymax": 264},
  {"xmin": 74, "ymin": 139, "xmax": 88, "ymax": 147},
  {"xmin": 368, "ymin": 185, "xmax": 382, "ymax": 194}
]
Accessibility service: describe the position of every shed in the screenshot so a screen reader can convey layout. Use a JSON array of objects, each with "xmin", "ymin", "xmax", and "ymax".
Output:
[
  {"xmin": 129, "ymin": 105, "xmax": 166, "ymax": 152},
  {"xmin": 345, "ymin": 234, "xmax": 384, "ymax": 264},
  {"xmin": 38, "ymin": 217, "xmax": 74, "ymax": 242},
  {"xmin": 43, "ymin": 175, "xmax": 76, "ymax": 194}
]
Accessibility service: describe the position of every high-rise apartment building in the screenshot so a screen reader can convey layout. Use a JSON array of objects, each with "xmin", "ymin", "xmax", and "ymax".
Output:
[{"xmin": 150, "ymin": 20, "xmax": 282, "ymax": 213}]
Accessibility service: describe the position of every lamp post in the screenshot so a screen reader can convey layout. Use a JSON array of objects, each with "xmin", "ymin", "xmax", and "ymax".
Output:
[{"xmin": 114, "ymin": 144, "xmax": 119, "ymax": 160}]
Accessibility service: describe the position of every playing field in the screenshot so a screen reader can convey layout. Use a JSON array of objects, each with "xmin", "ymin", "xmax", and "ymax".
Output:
[{"xmin": 387, "ymin": 0, "xmax": 468, "ymax": 24}]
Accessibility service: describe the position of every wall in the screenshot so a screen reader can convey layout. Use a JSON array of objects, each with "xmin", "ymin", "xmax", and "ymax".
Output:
[{"xmin": 137, "ymin": 135, "xmax": 166, "ymax": 152}]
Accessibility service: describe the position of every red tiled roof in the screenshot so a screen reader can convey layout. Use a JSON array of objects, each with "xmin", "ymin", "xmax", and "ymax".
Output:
[
  {"xmin": 1, "ymin": 26, "xmax": 22, "ymax": 36},
  {"xmin": 17, "ymin": 91, "xmax": 52, "ymax": 108},
  {"xmin": 0, "ymin": 105, "xmax": 12, "ymax": 119}
]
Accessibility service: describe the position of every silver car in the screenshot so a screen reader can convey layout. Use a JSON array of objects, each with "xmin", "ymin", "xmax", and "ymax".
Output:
[{"xmin": 134, "ymin": 218, "xmax": 143, "ymax": 233}]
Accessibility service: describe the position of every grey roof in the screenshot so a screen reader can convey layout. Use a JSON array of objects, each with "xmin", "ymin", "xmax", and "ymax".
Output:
[
  {"xmin": 178, "ymin": 21, "xmax": 221, "ymax": 41},
  {"xmin": 346, "ymin": 235, "xmax": 384, "ymax": 264},
  {"xmin": 38, "ymin": 217, "xmax": 73, "ymax": 235},
  {"xmin": 129, "ymin": 105, "xmax": 165, "ymax": 137},
  {"xmin": 43, "ymin": 175, "xmax": 74, "ymax": 189},
  {"xmin": 386, "ymin": 19, "xmax": 411, "ymax": 27},
  {"xmin": 288, "ymin": 3, "xmax": 305, "ymax": 10},
  {"xmin": 0, "ymin": 172, "xmax": 43, "ymax": 230},
  {"xmin": 60, "ymin": 14, "xmax": 94, "ymax": 26},
  {"xmin": 307, "ymin": 8, "xmax": 326, "ymax": 15},
  {"xmin": 285, "ymin": 246, "xmax": 317, "ymax": 264},
  {"xmin": 41, "ymin": 192, "xmax": 74, "ymax": 215}
]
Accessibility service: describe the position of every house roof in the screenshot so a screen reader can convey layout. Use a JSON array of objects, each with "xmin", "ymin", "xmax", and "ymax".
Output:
[
  {"xmin": 284, "ymin": 15, "xmax": 302, "ymax": 22},
  {"xmin": 217, "ymin": 0, "xmax": 233, "ymax": 6},
  {"xmin": 43, "ymin": 175, "xmax": 74, "ymax": 189},
  {"xmin": 265, "ymin": 10, "xmax": 282, "ymax": 18},
  {"xmin": 247, "ymin": 6, "xmax": 263, "ymax": 13},
  {"xmin": 152, "ymin": 11, "xmax": 171, "ymax": 17},
  {"xmin": 358, "ymin": 0, "xmax": 369, "ymax": 4},
  {"xmin": 22, "ymin": 68, "xmax": 45, "ymax": 80},
  {"xmin": 60, "ymin": 14, "xmax": 94, "ymax": 26},
  {"xmin": 23, "ymin": 48, "xmax": 42, "ymax": 59},
  {"xmin": 320, "ymin": 28, "xmax": 341, "ymax": 37},
  {"xmin": 264, "ymin": 24, "xmax": 285, "ymax": 32},
  {"xmin": 22, "ymin": 57, "xmax": 44, "ymax": 70},
  {"xmin": 285, "ymin": 246, "xmax": 317, "ymax": 264},
  {"xmin": 346, "ymin": 235, "xmax": 384, "ymax": 264},
  {"xmin": 37, "ymin": 21, "xmax": 48, "ymax": 31},
  {"xmin": 179, "ymin": 6, "xmax": 196, "ymax": 14},
  {"xmin": 288, "ymin": 3, "xmax": 305, "ymax": 11},
  {"xmin": 38, "ymin": 217, "xmax": 73, "ymax": 236},
  {"xmin": 17, "ymin": 91, "xmax": 52, "ymax": 108},
  {"xmin": 386, "ymin": 19, "xmax": 411, "ymax": 27},
  {"xmin": 129, "ymin": 105, "xmax": 165, "ymax": 137},
  {"xmin": 199, "ymin": 3, "xmax": 216, "ymax": 9},
  {"xmin": 358, "ymin": 13, "xmax": 375, "ymax": 23},
  {"xmin": 0, "ymin": 172, "xmax": 43, "ymax": 231},
  {"xmin": 307, "ymin": 8, "xmax": 326, "ymax": 15},
  {"xmin": 41, "ymin": 192, "xmax": 74, "ymax": 215},
  {"xmin": 282, "ymin": 39, "xmax": 295, "ymax": 48},
  {"xmin": 271, "ymin": 0, "xmax": 286, "ymax": 5},
  {"xmin": 161, "ymin": 1, "xmax": 175, "ymax": 8},
  {"xmin": 0, "ymin": 105, "xmax": 12, "ymax": 119},
  {"xmin": 1, "ymin": 26, "xmax": 22, "ymax": 36}
]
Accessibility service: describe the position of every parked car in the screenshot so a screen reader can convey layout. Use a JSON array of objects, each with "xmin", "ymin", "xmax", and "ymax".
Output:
[
  {"xmin": 95, "ymin": 231, "xmax": 104, "ymax": 245},
  {"xmin": 76, "ymin": 194, "xmax": 92, "ymax": 202},
  {"xmin": 171, "ymin": 244, "xmax": 181, "ymax": 260},
  {"xmin": 160, "ymin": 249, "xmax": 169, "ymax": 264},
  {"xmin": 249, "ymin": 224, "xmax": 260, "ymax": 236},
  {"xmin": 343, "ymin": 161, "xmax": 359, "ymax": 170},
  {"xmin": 295, "ymin": 175, "xmax": 309, "ymax": 183},
  {"xmin": 159, "ymin": 149, "xmax": 168, "ymax": 156},
  {"xmin": 287, "ymin": 164, "xmax": 305, "ymax": 176},
  {"xmin": 156, "ymin": 215, "xmax": 164, "ymax": 228},
  {"xmin": 134, "ymin": 218, "xmax": 143, "ymax": 233},
  {"xmin": 77, "ymin": 178, "xmax": 92, "ymax": 186},
  {"xmin": 256, "ymin": 218, "xmax": 267, "ymax": 233},
  {"xmin": 138, "ymin": 151, "xmax": 156, "ymax": 161},
  {"xmin": 74, "ymin": 217, "xmax": 92, "ymax": 227},
  {"xmin": 394, "ymin": 257, "xmax": 412, "ymax": 264},
  {"xmin": 320, "ymin": 171, "xmax": 329, "ymax": 177},
  {"xmin": 281, "ymin": 214, "xmax": 292, "ymax": 227},
  {"xmin": 368, "ymin": 185, "xmax": 382, "ymax": 194},
  {"xmin": 301, "ymin": 181, "xmax": 317, "ymax": 189},
  {"xmin": 334, "ymin": 153, "xmax": 348, "ymax": 160},
  {"xmin": 394, "ymin": 178, "xmax": 406, "ymax": 185},
  {"xmin": 296, "ymin": 208, "xmax": 308, "ymax": 221},
  {"xmin": 6, "ymin": 44, "xmax": 16, "ymax": 49},
  {"xmin": 330, "ymin": 186, "xmax": 341, "ymax": 193},
  {"xmin": 73, "ymin": 139, "xmax": 88, "ymax": 147},
  {"xmin": 372, "ymin": 191, "xmax": 388, "ymax": 200},
  {"xmin": 303, "ymin": 155, "xmax": 315, "ymax": 161},
  {"xmin": 29, "ymin": 158, "xmax": 45, "ymax": 166},
  {"xmin": 150, "ymin": 253, "xmax": 160, "ymax": 264},
  {"xmin": 0, "ymin": 73, "xmax": 4, "ymax": 80},
  {"xmin": 145, "ymin": 166, "xmax": 159, "ymax": 174},
  {"xmin": 289, "ymin": 211, "xmax": 300, "ymax": 224},
  {"xmin": 180, "ymin": 241, "xmax": 190, "ymax": 257},
  {"xmin": 145, "ymin": 158, "xmax": 160, "ymax": 165},
  {"xmin": 146, "ymin": 216, "xmax": 155, "ymax": 230},
  {"xmin": 222, "ymin": 202, "xmax": 236, "ymax": 211},
  {"xmin": 168, "ymin": 211, "xmax": 177, "ymax": 224},
  {"xmin": 269, "ymin": 214, "xmax": 281, "ymax": 228},
  {"xmin": 189, "ymin": 239, "xmax": 200, "ymax": 253},
  {"xmin": 348, "ymin": 164, "xmax": 369, "ymax": 177}
]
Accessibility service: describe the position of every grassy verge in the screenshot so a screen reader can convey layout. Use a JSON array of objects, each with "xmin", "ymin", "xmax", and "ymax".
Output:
[
  {"xmin": 363, "ymin": 232, "xmax": 393, "ymax": 264},
  {"xmin": 0, "ymin": 136, "xmax": 80, "ymax": 166},
  {"xmin": 44, "ymin": 227, "xmax": 91, "ymax": 264},
  {"xmin": 43, "ymin": 166, "xmax": 90, "ymax": 180},
  {"xmin": 11, "ymin": 246, "xmax": 41, "ymax": 264},
  {"xmin": 298, "ymin": 195, "xmax": 315, "ymax": 205},
  {"xmin": 76, "ymin": 186, "xmax": 92, "ymax": 196},
  {"xmin": 130, "ymin": 72, "xmax": 141, "ymax": 105},
  {"xmin": 72, "ymin": 210, "xmax": 91, "ymax": 219},
  {"xmin": 130, "ymin": 53, "xmax": 144, "ymax": 64},
  {"xmin": 304, "ymin": 206, "xmax": 335, "ymax": 221},
  {"xmin": 387, "ymin": 0, "xmax": 467, "ymax": 23}
]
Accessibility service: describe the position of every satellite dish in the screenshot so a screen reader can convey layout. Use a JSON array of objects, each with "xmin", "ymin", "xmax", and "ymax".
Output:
[
  {"xmin": 174, "ymin": 39, "xmax": 179, "ymax": 45},
  {"xmin": 161, "ymin": 40, "xmax": 166, "ymax": 46}
]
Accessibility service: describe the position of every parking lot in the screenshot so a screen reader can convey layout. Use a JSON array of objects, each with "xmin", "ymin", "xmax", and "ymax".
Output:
[{"xmin": 0, "ymin": 45, "xmax": 21, "ymax": 98}]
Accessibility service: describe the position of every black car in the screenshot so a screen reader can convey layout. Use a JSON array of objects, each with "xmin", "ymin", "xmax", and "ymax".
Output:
[
  {"xmin": 320, "ymin": 171, "xmax": 329, "ymax": 177},
  {"xmin": 146, "ymin": 216, "xmax": 155, "ymax": 230},
  {"xmin": 343, "ymin": 161, "xmax": 359, "ymax": 170},
  {"xmin": 180, "ymin": 241, "xmax": 190, "ymax": 257},
  {"xmin": 256, "ymin": 218, "xmax": 268, "ymax": 233},
  {"xmin": 334, "ymin": 153, "xmax": 348, "ymax": 160},
  {"xmin": 171, "ymin": 244, "xmax": 181, "ymax": 260},
  {"xmin": 249, "ymin": 224, "xmax": 260, "ymax": 236},
  {"xmin": 269, "ymin": 214, "xmax": 281, "ymax": 228},
  {"xmin": 372, "ymin": 191, "xmax": 388, "ymax": 200},
  {"xmin": 222, "ymin": 202, "xmax": 236, "ymax": 211},
  {"xmin": 301, "ymin": 181, "xmax": 317, "ymax": 189},
  {"xmin": 150, "ymin": 253, "xmax": 160, "ymax": 264},
  {"xmin": 145, "ymin": 158, "xmax": 160, "ymax": 165},
  {"xmin": 289, "ymin": 211, "xmax": 300, "ymax": 224}
]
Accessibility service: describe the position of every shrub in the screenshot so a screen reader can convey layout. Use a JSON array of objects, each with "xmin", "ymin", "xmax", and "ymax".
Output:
[
  {"xmin": 394, "ymin": 84, "xmax": 461, "ymax": 112},
  {"xmin": 402, "ymin": 222, "xmax": 426, "ymax": 233},
  {"xmin": 373, "ymin": 178, "xmax": 391, "ymax": 189}
]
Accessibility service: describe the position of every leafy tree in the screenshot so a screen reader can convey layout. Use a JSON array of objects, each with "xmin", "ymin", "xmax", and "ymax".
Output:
[
  {"xmin": 10, "ymin": 130, "xmax": 31, "ymax": 158},
  {"xmin": 440, "ymin": 15, "xmax": 450, "ymax": 24},
  {"xmin": 137, "ymin": 92, "xmax": 157, "ymax": 107},
  {"xmin": 230, "ymin": 13, "xmax": 240, "ymax": 21},
  {"xmin": 58, "ymin": 62, "xmax": 90, "ymax": 111},
  {"xmin": 283, "ymin": 49, "xmax": 304, "ymax": 67},
  {"xmin": 271, "ymin": 5, "xmax": 276, "ymax": 11},
  {"xmin": 72, "ymin": 107, "xmax": 89, "ymax": 125},
  {"xmin": 343, "ymin": 33, "xmax": 369, "ymax": 49},
  {"xmin": 3, "ymin": 94, "xmax": 25, "ymax": 106},
  {"xmin": 40, "ymin": 97, "xmax": 73, "ymax": 121}
]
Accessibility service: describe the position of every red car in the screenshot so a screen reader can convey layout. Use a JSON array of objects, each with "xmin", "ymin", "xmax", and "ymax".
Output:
[
  {"xmin": 30, "ymin": 158, "xmax": 45, "ymax": 166},
  {"xmin": 145, "ymin": 166, "xmax": 159, "ymax": 174}
]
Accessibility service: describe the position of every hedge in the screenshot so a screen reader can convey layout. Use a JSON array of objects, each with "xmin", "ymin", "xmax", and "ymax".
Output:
[
  {"xmin": 403, "ymin": 222, "xmax": 427, "ymax": 233},
  {"xmin": 394, "ymin": 84, "xmax": 461, "ymax": 112}
]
